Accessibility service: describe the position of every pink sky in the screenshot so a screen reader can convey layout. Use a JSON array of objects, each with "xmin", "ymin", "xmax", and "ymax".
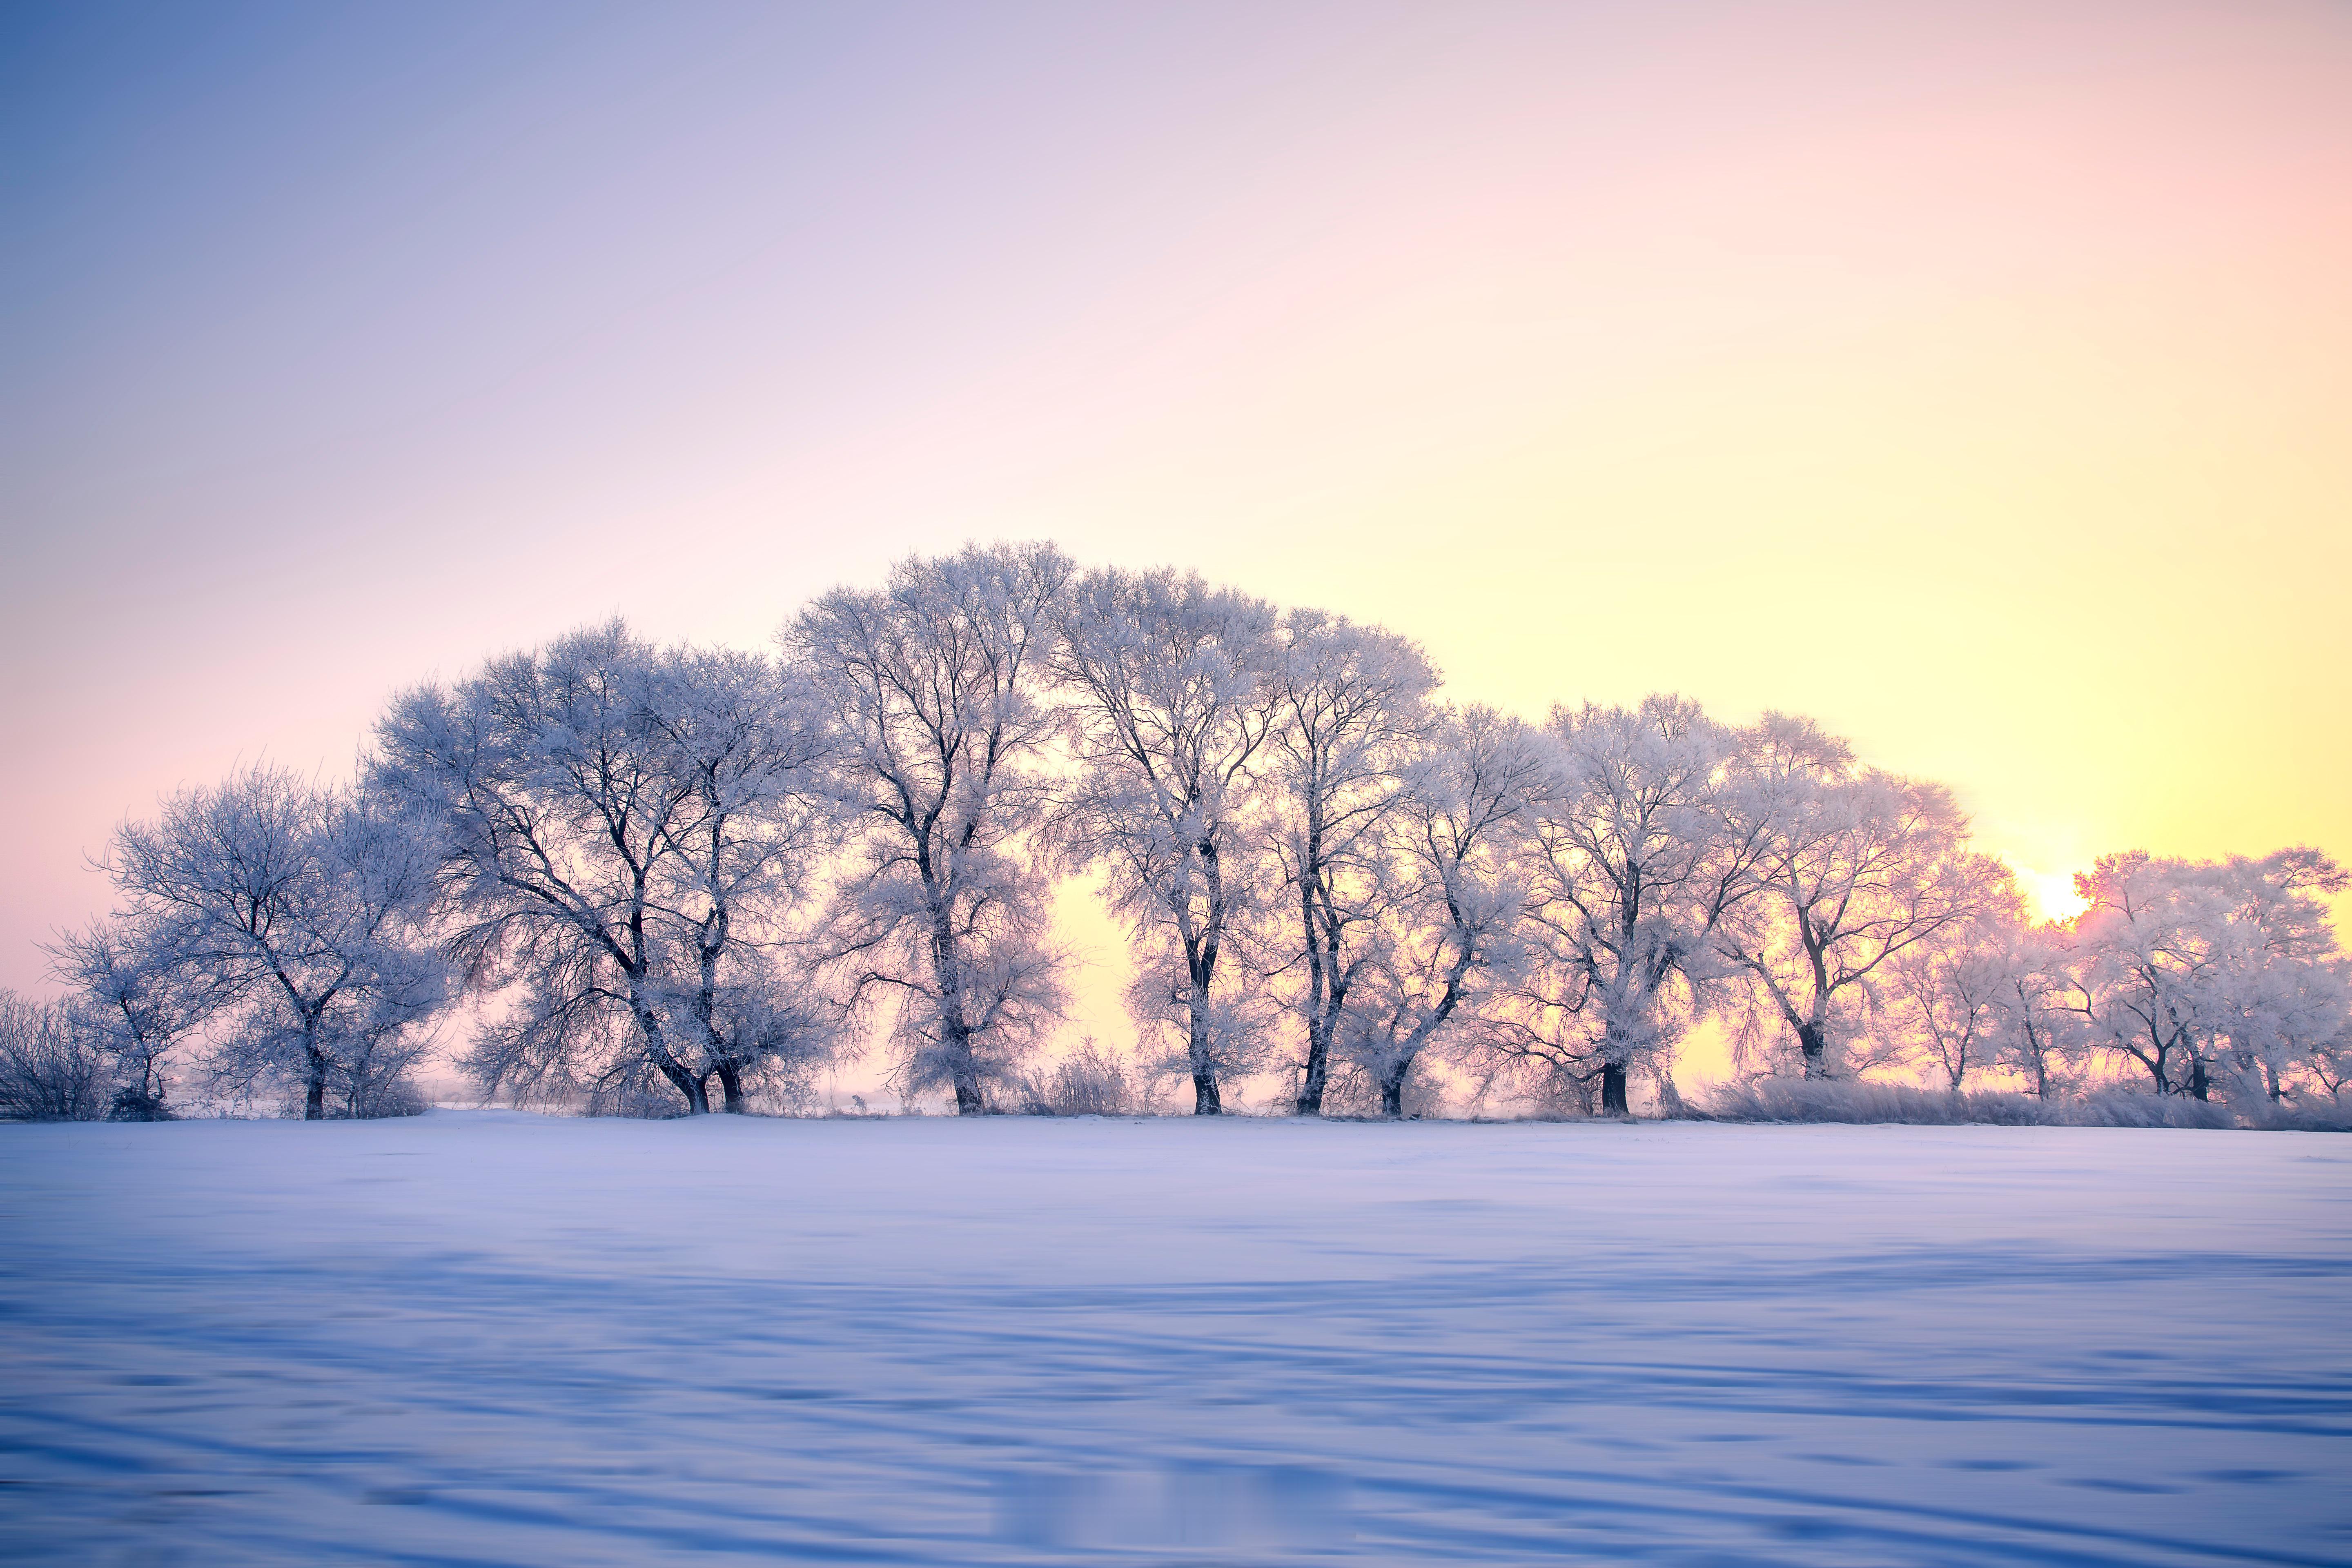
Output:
[{"xmin": 5, "ymin": 2, "xmax": 2348, "ymax": 1082}]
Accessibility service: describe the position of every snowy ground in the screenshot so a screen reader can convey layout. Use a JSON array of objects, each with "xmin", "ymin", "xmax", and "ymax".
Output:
[{"xmin": 2, "ymin": 1113, "xmax": 2346, "ymax": 1566}]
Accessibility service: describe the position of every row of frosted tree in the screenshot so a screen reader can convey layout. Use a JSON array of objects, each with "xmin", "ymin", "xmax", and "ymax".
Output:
[{"xmin": 11, "ymin": 541, "xmax": 2348, "ymax": 1122}]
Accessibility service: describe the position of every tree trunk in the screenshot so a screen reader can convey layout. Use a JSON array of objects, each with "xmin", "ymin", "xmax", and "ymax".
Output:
[
  {"xmin": 635, "ymin": 1000, "xmax": 710, "ymax": 1114},
  {"xmin": 1600, "ymin": 1060, "xmax": 1629, "ymax": 1117},
  {"xmin": 928, "ymin": 891, "xmax": 986, "ymax": 1115},
  {"xmin": 1797, "ymin": 1020, "xmax": 1830, "ymax": 1080},
  {"xmin": 1296, "ymin": 1029, "xmax": 1330, "ymax": 1116},
  {"xmin": 1296, "ymin": 1022, "xmax": 1331, "ymax": 1116},
  {"xmin": 654, "ymin": 1056, "xmax": 710, "ymax": 1114},
  {"xmin": 1379, "ymin": 1060, "xmax": 1409, "ymax": 1119},
  {"xmin": 1187, "ymin": 977, "xmax": 1222, "ymax": 1115},
  {"xmin": 940, "ymin": 1020, "xmax": 985, "ymax": 1114},
  {"xmin": 715, "ymin": 1062, "xmax": 748, "ymax": 1114},
  {"xmin": 2188, "ymin": 1056, "xmax": 2210, "ymax": 1102},
  {"xmin": 1295, "ymin": 871, "xmax": 1331, "ymax": 1116},
  {"xmin": 304, "ymin": 1060, "xmax": 327, "ymax": 1120}
]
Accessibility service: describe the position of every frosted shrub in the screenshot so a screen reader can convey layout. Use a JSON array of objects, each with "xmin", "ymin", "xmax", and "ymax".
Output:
[
  {"xmin": 1687, "ymin": 1077, "xmax": 2347, "ymax": 1130},
  {"xmin": 2245, "ymin": 1100, "xmax": 2352, "ymax": 1132},
  {"xmin": 0, "ymin": 994, "xmax": 113, "ymax": 1122},
  {"xmin": 2057, "ymin": 1091, "xmax": 2237, "ymax": 1130},
  {"xmin": 108, "ymin": 1085, "xmax": 174, "ymax": 1121},
  {"xmin": 1012, "ymin": 1042, "xmax": 1136, "ymax": 1117},
  {"xmin": 1695, "ymin": 1078, "xmax": 2049, "ymax": 1126},
  {"xmin": 347, "ymin": 1077, "xmax": 430, "ymax": 1120},
  {"xmin": 1318, "ymin": 1057, "xmax": 1449, "ymax": 1119},
  {"xmin": 586, "ymin": 1061, "xmax": 693, "ymax": 1119}
]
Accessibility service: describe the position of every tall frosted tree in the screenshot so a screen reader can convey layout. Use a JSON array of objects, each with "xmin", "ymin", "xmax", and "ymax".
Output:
[
  {"xmin": 100, "ymin": 765, "xmax": 449, "ymax": 1118},
  {"xmin": 1984, "ymin": 922, "xmax": 2089, "ymax": 1099},
  {"xmin": 376, "ymin": 623, "xmax": 693, "ymax": 1109},
  {"xmin": 1715, "ymin": 715, "xmax": 2008, "ymax": 1080},
  {"xmin": 1259, "ymin": 608, "xmax": 1439, "ymax": 1115},
  {"xmin": 1052, "ymin": 567, "xmax": 1281, "ymax": 1114},
  {"xmin": 1875, "ymin": 871, "xmax": 2030, "ymax": 1089},
  {"xmin": 2067, "ymin": 848, "xmax": 2350, "ymax": 1101},
  {"xmin": 789, "ymin": 543, "xmax": 1074, "ymax": 1114},
  {"xmin": 636, "ymin": 645, "xmax": 838, "ymax": 1111},
  {"xmin": 1341, "ymin": 705, "xmax": 1546, "ymax": 1118},
  {"xmin": 1505, "ymin": 695, "xmax": 1763, "ymax": 1114},
  {"xmin": 373, "ymin": 623, "xmax": 835, "ymax": 1114},
  {"xmin": 2206, "ymin": 849, "xmax": 2352, "ymax": 1104}
]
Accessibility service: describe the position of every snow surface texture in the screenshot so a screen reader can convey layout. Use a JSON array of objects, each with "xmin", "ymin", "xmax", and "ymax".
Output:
[{"xmin": 2, "ymin": 1114, "xmax": 2346, "ymax": 1566}]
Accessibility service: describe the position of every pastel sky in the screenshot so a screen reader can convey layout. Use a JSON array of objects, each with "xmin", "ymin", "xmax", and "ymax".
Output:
[{"xmin": 5, "ymin": 2, "xmax": 2348, "ymax": 1075}]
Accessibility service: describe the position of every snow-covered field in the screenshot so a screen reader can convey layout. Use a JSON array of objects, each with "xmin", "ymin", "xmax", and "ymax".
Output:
[{"xmin": 2, "ymin": 1113, "xmax": 2345, "ymax": 1566}]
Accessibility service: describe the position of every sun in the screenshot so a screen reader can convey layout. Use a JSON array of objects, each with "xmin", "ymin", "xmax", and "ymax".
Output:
[{"xmin": 2015, "ymin": 866, "xmax": 2089, "ymax": 924}]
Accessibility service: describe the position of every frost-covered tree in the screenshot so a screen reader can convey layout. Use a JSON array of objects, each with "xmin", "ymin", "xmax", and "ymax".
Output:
[
  {"xmin": 100, "ymin": 765, "xmax": 449, "ymax": 1119},
  {"xmin": 1982, "ymin": 922, "xmax": 2087, "ymax": 1099},
  {"xmin": 1051, "ymin": 567, "xmax": 1282, "ymax": 1114},
  {"xmin": 2067, "ymin": 849, "xmax": 2351, "ymax": 1102},
  {"xmin": 1877, "ymin": 872, "xmax": 2030, "ymax": 1089},
  {"xmin": 1258, "ymin": 608, "xmax": 1439, "ymax": 1114},
  {"xmin": 1715, "ymin": 716, "xmax": 2008, "ymax": 1079},
  {"xmin": 1341, "ymin": 706, "xmax": 1545, "ymax": 1118},
  {"xmin": 2204, "ymin": 849, "xmax": 2352, "ymax": 1105},
  {"xmin": 638, "ymin": 646, "xmax": 839, "ymax": 1112},
  {"xmin": 2306, "ymin": 1033, "xmax": 2352, "ymax": 1103},
  {"xmin": 1501, "ymin": 695, "xmax": 1764, "ymax": 1115},
  {"xmin": 376, "ymin": 623, "xmax": 696, "ymax": 1109},
  {"xmin": 374, "ymin": 623, "xmax": 835, "ymax": 1114},
  {"xmin": 48, "ymin": 915, "xmax": 216, "ymax": 1118},
  {"xmin": 789, "ymin": 543, "xmax": 1073, "ymax": 1114},
  {"xmin": 2067, "ymin": 853, "xmax": 2231, "ymax": 1098}
]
